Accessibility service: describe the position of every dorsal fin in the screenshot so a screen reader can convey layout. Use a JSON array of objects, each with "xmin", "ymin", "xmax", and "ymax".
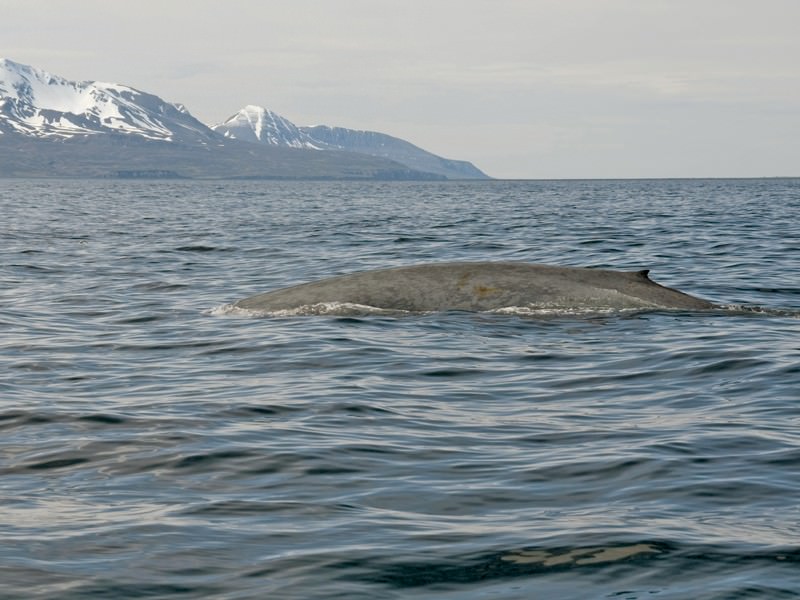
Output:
[{"xmin": 635, "ymin": 269, "xmax": 651, "ymax": 280}]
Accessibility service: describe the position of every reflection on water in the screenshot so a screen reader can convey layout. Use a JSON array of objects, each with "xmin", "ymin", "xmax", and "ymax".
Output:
[{"xmin": 501, "ymin": 543, "xmax": 660, "ymax": 566}]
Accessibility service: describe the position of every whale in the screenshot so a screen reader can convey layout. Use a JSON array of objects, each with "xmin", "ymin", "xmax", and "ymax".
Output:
[{"xmin": 233, "ymin": 262, "xmax": 716, "ymax": 314}]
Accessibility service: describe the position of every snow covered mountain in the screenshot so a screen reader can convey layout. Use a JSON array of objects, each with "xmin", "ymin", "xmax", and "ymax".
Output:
[
  {"xmin": 213, "ymin": 105, "xmax": 324, "ymax": 149},
  {"xmin": 0, "ymin": 58, "xmax": 215, "ymax": 143},
  {"xmin": 214, "ymin": 105, "xmax": 488, "ymax": 179},
  {"xmin": 0, "ymin": 59, "xmax": 487, "ymax": 180}
]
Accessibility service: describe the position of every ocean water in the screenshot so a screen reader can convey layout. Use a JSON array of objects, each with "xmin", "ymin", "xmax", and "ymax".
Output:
[{"xmin": 1, "ymin": 178, "xmax": 799, "ymax": 599}]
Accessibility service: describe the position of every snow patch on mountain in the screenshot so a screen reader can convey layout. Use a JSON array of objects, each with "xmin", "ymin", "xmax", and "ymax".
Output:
[
  {"xmin": 0, "ymin": 58, "xmax": 214, "ymax": 143},
  {"xmin": 1, "ymin": 59, "xmax": 489, "ymax": 179},
  {"xmin": 212, "ymin": 105, "xmax": 489, "ymax": 179},
  {"xmin": 212, "ymin": 105, "xmax": 324, "ymax": 149}
]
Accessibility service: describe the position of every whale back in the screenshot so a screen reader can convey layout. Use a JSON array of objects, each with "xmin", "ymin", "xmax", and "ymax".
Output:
[{"xmin": 234, "ymin": 262, "xmax": 714, "ymax": 314}]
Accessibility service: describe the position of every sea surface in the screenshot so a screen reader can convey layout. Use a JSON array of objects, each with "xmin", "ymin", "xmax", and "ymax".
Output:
[{"xmin": 1, "ymin": 178, "xmax": 799, "ymax": 599}]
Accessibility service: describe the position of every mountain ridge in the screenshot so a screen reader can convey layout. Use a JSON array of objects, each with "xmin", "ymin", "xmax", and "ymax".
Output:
[
  {"xmin": 0, "ymin": 58, "xmax": 215, "ymax": 144},
  {"xmin": 212, "ymin": 105, "xmax": 488, "ymax": 179},
  {"xmin": 213, "ymin": 105, "xmax": 323, "ymax": 149},
  {"xmin": 0, "ymin": 59, "xmax": 489, "ymax": 180}
]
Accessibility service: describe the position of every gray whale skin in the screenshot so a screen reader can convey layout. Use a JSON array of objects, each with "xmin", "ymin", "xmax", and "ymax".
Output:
[{"xmin": 234, "ymin": 262, "xmax": 715, "ymax": 314}]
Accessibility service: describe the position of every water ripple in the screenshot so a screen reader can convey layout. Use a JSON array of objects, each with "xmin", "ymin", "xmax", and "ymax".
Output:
[{"xmin": 0, "ymin": 178, "xmax": 798, "ymax": 599}]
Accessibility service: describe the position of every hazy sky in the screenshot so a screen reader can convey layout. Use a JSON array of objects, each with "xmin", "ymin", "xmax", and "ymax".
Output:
[{"xmin": 3, "ymin": 0, "xmax": 798, "ymax": 178}]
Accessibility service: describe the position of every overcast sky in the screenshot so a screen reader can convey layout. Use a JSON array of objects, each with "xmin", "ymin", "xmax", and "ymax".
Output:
[{"xmin": 3, "ymin": 0, "xmax": 798, "ymax": 179}]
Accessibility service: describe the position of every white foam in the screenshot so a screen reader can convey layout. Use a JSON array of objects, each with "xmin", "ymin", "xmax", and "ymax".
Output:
[
  {"xmin": 489, "ymin": 305, "xmax": 641, "ymax": 317},
  {"xmin": 717, "ymin": 304, "xmax": 800, "ymax": 318},
  {"xmin": 209, "ymin": 302, "xmax": 409, "ymax": 317},
  {"xmin": 210, "ymin": 302, "xmax": 746, "ymax": 319},
  {"xmin": 207, "ymin": 303, "xmax": 256, "ymax": 317}
]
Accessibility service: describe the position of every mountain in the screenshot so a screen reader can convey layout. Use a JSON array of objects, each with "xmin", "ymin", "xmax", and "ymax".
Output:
[
  {"xmin": 0, "ymin": 59, "xmax": 485, "ymax": 180},
  {"xmin": 214, "ymin": 105, "xmax": 322, "ymax": 149},
  {"xmin": 301, "ymin": 125, "xmax": 488, "ymax": 179},
  {"xmin": 214, "ymin": 106, "xmax": 489, "ymax": 180},
  {"xmin": 0, "ymin": 58, "xmax": 214, "ymax": 144},
  {"xmin": 0, "ymin": 134, "xmax": 451, "ymax": 180}
]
